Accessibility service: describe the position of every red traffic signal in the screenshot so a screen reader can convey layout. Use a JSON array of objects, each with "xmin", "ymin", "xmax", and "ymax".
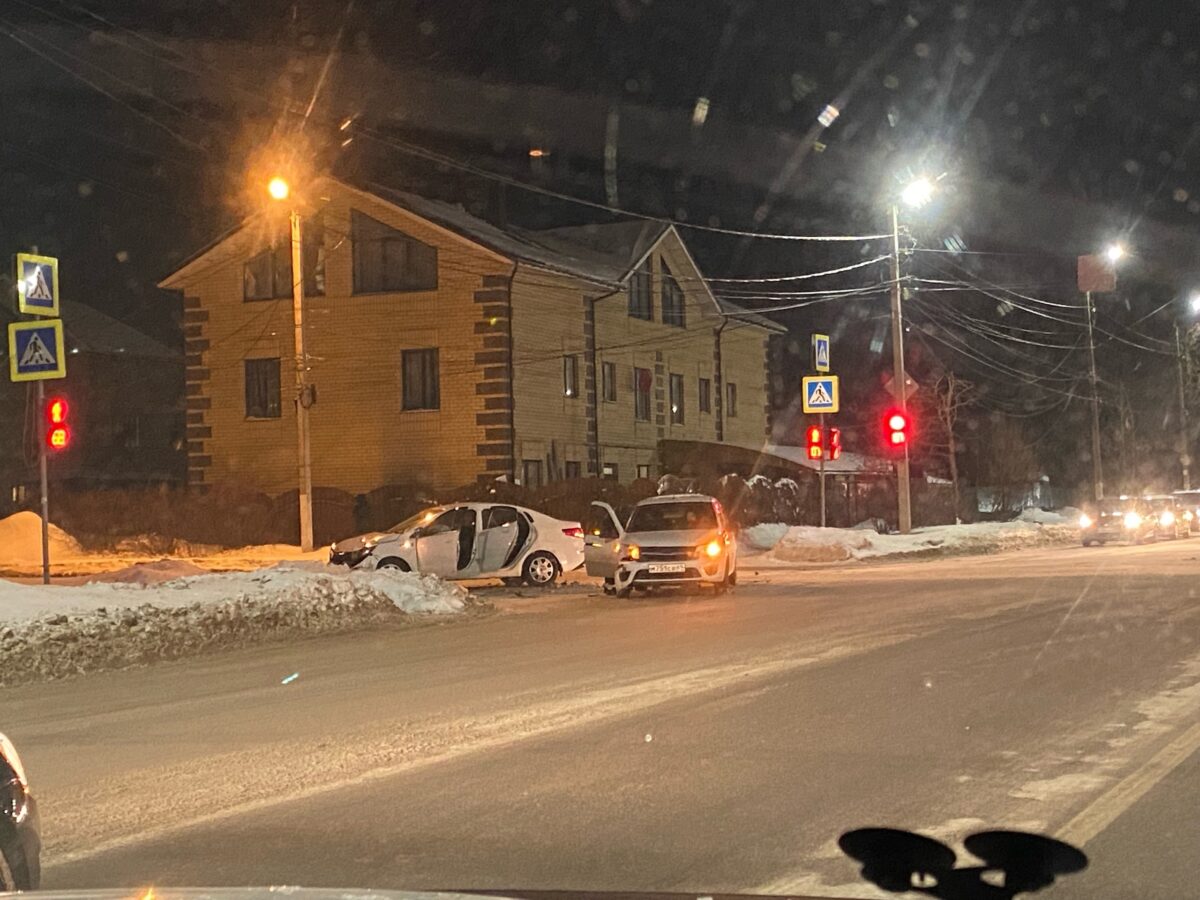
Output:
[
  {"xmin": 45, "ymin": 395, "xmax": 71, "ymax": 451},
  {"xmin": 806, "ymin": 424, "xmax": 823, "ymax": 460},
  {"xmin": 828, "ymin": 426, "xmax": 842, "ymax": 461},
  {"xmin": 885, "ymin": 409, "xmax": 910, "ymax": 448}
]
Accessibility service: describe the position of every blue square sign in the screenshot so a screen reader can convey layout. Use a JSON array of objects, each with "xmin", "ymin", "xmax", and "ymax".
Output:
[
  {"xmin": 8, "ymin": 319, "xmax": 66, "ymax": 382},
  {"xmin": 15, "ymin": 253, "xmax": 59, "ymax": 317},
  {"xmin": 802, "ymin": 375, "xmax": 839, "ymax": 414}
]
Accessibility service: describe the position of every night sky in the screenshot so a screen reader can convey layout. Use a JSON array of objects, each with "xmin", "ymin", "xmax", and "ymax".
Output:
[{"xmin": 4, "ymin": 0, "xmax": 1200, "ymax": 496}]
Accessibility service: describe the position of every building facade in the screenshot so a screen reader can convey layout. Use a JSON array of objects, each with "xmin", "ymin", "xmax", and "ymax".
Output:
[{"xmin": 160, "ymin": 179, "xmax": 780, "ymax": 495}]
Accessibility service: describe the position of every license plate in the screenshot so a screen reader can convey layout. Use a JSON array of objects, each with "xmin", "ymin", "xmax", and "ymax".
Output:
[{"xmin": 648, "ymin": 563, "xmax": 686, "ymax": 574}]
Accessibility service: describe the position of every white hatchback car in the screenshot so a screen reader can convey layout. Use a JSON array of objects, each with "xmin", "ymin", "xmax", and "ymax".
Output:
[
  {"xmin": 583, "ymin": 494, "xmax": 737, "ymax": 596},
  {"xmin": 330, "ymin": 503, "xmax": 584, "ymax": 586}
]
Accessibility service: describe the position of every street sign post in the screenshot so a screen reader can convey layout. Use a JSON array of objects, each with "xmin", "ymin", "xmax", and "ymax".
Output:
[
  {"xmin": 10, "ymin": 253, "xmax": 66, "ymax": 584},
  {"xmin": 801, "ymin": 375, "xmax": 839, "ymax": 414},
  {"xmin": 812, "ymin": 333, "xmax": 831, "ymax": 373},
  {"xmin": 15, "ymin": 253, "xmax": 59, "ymax": 317}
]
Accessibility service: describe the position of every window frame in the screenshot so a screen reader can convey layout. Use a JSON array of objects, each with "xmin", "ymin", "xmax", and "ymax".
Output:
[
  {"xmin": 351, "ymin": 208, "xmax": 439, "ymax": 295},
  {"xmin": 242, "ymin": 217, "xmax": 325, "ymax": 302},
  {"xmin": 244, "ymin": 357, "xmax": 282, "ymax": 420},
  {"xmin": 634, "ymin": 367, "xmax": 653, "ymax": 422},
  {"xmin": 726, "ymin": 381, "xmax": 739, "ymax": 418},
  {"xmin": 401, "ymin": 348, "xmax": 441, "ymax": 411},
  {"xmin": 636, "ymin": 463, "xmax": 651, "ymax": 480},
  {"xmin": 522, "ymin": 459, "xmax": 544, "ymax": 488},
  {"xmin": 669, "ymin": 372, "xmax": 685, "ymax": 425},
  {"xmin": 661, "ymin": 260, "xmax": 686, "ymax": 328},
  {"xmin": 601, "ymin": 360, "xmax": 617, "ymax": 402},
  {"xmin": 563, "ymin": 354, "xmax": 579, "ymax": 399},
  {"xmin": 628, "ymin": 260, "xmax": 653, "ymax": 321},
  {"xmin": 601, "ymin": 462, "xmax": 619, "ymax": 481},
  {"xmin": 564, "ymin": 460, "xmax": 582, "ymax": 480},
  {"xmin": 699, "ymin": 377, "xmax": 712, "ymax": 414}
]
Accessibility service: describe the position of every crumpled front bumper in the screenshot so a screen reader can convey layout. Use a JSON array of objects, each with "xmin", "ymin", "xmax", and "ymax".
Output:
[{"xmin": 614, "ymin": 557, "xmax": 726, "ymax": 589}]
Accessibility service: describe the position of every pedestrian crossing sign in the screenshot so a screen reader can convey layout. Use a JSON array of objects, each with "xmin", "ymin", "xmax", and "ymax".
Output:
[
  {"xmin": 15, "ymin": 253, "xmax": 59, "ymax": 317},
  {"xmin": 812, "ymin": 333, "xmax": 830, "ymax": 372},
  {"xmin": 9, "ymin": 319, "xmax": 66, "ymax": 382},
  {"xmin": 802, "ymin": 375, "xmax": 839, "ymax": 413}
]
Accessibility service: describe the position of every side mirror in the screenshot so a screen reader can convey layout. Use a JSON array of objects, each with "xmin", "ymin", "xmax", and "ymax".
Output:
[{"xmin": 410, "ymin": 527, "xmax": 425, "ymax": 540}]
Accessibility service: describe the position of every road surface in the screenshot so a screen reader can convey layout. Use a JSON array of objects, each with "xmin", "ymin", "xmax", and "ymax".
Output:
[{"xmin": 7, "ymin": 540, "xmax": 1200, "ymax": 898}]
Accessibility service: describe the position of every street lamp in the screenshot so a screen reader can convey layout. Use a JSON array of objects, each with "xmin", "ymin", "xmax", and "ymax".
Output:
[
  {"xmin": 888, "ymin": 175, "xmax": 936, "ymax": 534},
  {"xmin": 269, "ymin": 175, "xmax": 315, "ymax": 552},
  {"xmin": 1078, "ymin": 243, "xmax": 1126, "ymax": 501},
  {"xmin": 1105, "ymin": 242, "xmax": 1126, "ymax": 264},
  {"xmin": 1177, "ymin": 294, "xmax": 1200, "ymax": 490}
]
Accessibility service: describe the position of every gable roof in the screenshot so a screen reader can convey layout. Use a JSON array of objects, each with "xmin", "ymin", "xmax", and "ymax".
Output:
[{"xmin": 0, "ymin": 300, "xmax": 177, "ymax": 361}]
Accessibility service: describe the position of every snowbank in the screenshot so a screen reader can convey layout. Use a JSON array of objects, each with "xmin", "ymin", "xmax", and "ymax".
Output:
[
  {"xmin": 0, "ymin": 564, "xmax": 471, "ymax": 685},
  {"xmin": 0, "ymin": 511, "xmax": 82, "ymax": 567},
  {"xmin": 1017, "ymin": 506, "xmax": 1082, "ymax": 525},
  {"xmin": 745, "ymin": 520, "xmax": 1077, "ymax": 564}
]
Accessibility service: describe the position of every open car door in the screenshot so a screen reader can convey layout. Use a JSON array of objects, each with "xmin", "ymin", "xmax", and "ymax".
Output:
[
  {"xmin": 583, "ymin": 500, "xmax": 624, "ymax": 580},
  {"xmin": 415, "ymin": 507, "xmax": 480, "ymax": 578},
  {"xmin": 477, "ymin": 505, "xmax": 527, "ymax": 574}
]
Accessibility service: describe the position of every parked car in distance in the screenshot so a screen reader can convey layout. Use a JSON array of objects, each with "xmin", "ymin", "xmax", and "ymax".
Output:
[
  {"xmin": 1078, "ymin": 497, "xmax": 1156, "ymax": 546},
  {"xmin": 584, "ymin": 494, "xmax": 736, "ymax": 597},
  {"xmin": 330, "ymin": 503, "xmax": 584, "ymax": 586},
  {"xmin": 0, "ymin": 732, "xmax": 39, "ymax": 891},
  {"xmin": 1145, "ymin": 495, "xmax": 1190, "ymax": 540},
  {"xmin": 1171, "ymin": 488, "xmax": 1200, "ymax": 534}
]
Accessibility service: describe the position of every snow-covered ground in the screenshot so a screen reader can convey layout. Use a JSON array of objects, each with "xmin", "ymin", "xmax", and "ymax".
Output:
[
  {"xmin": 0, "ymin": 563, "xmax": 472, "ymax": 686},
  {"xmin": 741, "ymin": 517, "xmax": 1079, "ymax": 564}
]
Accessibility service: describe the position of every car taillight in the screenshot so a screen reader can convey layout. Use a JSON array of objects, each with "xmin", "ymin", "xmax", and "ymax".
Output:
[{"xmin": 562, "ymin": 526, "xmax": 584, "ymax": 539}]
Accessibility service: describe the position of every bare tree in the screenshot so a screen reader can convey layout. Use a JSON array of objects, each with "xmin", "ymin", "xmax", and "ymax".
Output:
[
  {"xmin": 932, "ymin": 372, "xmax": 976, "ymax": 523},
  {"xmin": 981, "ymin": 418, "xmax": 1040, "ymax": 514}
]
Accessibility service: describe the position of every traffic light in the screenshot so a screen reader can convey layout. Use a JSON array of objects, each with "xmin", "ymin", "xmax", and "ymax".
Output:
[
  {"xmin": 828, "ymin": 427, "xmax": 842, "ymax": 460},
  {"xmin": 806, "ymin": 424, "xmax": 823, "ymax": 460},
  {"xmin": 45, "ymin": 395, "xmax": 70, "ymax": 451},
  {"xmin": 885, "ymin": 409, "xmax": 910, "ymax": 449}
]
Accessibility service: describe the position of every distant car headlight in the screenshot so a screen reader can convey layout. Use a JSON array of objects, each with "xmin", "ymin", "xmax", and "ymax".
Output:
[
  {"xmin": 624, "ymin": 544, "xmax": 641, "ymax": 561},
  {"xmin": 1124, "ymin": 511, "xmax": 1142, "ymax": 529},
  {"xmin": 1079, "ymin": 513, "xmax": 1093, "ymax": 529},
  {"xmin": 697, "ymin": 539, "xmax": 723, "ymax": 559},
  {"xmin": 1185, "ymin": 510, "xmax": 1194, "ymax": 522},
  {"xmin": 1160, "ymin": 511, "xmax": 1176, "ymax": 527}
]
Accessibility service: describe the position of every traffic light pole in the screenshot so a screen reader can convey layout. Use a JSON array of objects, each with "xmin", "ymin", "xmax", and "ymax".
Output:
[
  {"xmin": 37, "ymin": 380, "xmax": 50, "ymax": 584},
  {"xmin": 890, "ymin": 204, "xmax": 913, "ymax": 534},
  {"xmin": 290, "ymin": 210, "xmax": 315, "ymax": 552},
  {"xmin": 1084, "ymin": 290, "xmax": 1104, "ymax": 501},
  {"xmin": 818, "ymin": 412, "xmax": 827, "ymax": 527},
  {"xmin": 1177, "ymin": 322, "xmax": 1192, "ymax": 491}
]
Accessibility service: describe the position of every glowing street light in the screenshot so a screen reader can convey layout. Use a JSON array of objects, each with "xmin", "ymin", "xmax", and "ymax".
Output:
[
  {"xmin": 899, "ymin": 176, "xmax": 935, "ymax": 209},
  {"xmin": 1104, "ymin": 242, "xmax": 1125, "ymax": 264},
  {"xmin": 267, "ymin": 176, "xmax": 291, "ymax": 201},
  {"xmin": 1189, "ymin": 293, "xmax": 1200, "ymax": 316}
]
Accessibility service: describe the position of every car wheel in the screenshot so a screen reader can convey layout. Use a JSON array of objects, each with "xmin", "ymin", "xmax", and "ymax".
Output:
[
  {"xmin": 522, "ymin": 551, "xmax": 560, "ymax": 587},
  {"xmin": 375, "ymin": 557, "xmax": 411, "ymax": 572},
  {"xmin": 1082, "ymin": 539, "xmax": 1092, "ymax": 547}
]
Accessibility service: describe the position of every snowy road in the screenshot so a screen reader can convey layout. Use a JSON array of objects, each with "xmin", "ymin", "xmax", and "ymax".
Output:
[{"xmin": 7, "ymin": 539, "xmax": 1200, "ymax": 897}]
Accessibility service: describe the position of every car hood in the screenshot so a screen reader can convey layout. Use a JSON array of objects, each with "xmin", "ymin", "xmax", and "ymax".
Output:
[
  {"xmin": 331, "ymin": 531, "xmax": 391, "ymax": 552},
  {"xmin": 624, "ymin": 529, "xmax": 713, "ymax": 547}
]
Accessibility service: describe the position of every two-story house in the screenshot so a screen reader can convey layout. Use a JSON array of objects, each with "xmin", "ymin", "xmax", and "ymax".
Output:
[{"xmin": 159, "ymin": 178, "xmax": 781, "ymax": 495}]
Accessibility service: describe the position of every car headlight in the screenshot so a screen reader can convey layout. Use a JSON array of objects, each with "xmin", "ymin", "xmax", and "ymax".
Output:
[
  {"xmin": 1124, "ymin": 511, "xmax": 1142, "ymax": 529},
  {"xmin": 623, "ymin": 544, "xmax": 641, "ymax": 561},
  {"xmin": 697, "ymin": 539, "xmax": 723, "ymax": 559},
  {"xmin": 1185, "ymin": 510, "xmax": 1194, "ymax": 522},
  {"xmin": 1079, "ymin": 513, "xmax": 1093, "ymax": 529},
  {"xmin": 1161, "ymin": 511, "xmax": 1176, "ymax": 527}
]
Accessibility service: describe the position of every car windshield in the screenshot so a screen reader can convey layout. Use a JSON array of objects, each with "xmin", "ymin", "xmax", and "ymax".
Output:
[
  {"xmin": 388, "ymin": 507, "xmax": 445, "ymax": 534},
  {"xmin": 626, "ymin": 501, "xmax": 717, "ymax": 533},
  {"xmin": 9, "ymin": 4, "xmax": 1200, "ymax": 899}
]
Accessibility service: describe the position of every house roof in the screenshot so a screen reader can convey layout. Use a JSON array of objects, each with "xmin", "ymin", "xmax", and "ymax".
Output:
[{"xmin": 0, "ymin": 300, "xmax": 178, "ymax": 361}]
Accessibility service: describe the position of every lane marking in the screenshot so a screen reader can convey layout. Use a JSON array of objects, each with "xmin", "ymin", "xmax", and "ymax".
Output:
[
  {"xmin": 1059, "ymin": 719, "xmax": 1200, "ymax": 847},
  {"xmin": 44, "ymin": 632, "xmax": 914, "ymax": 870}
]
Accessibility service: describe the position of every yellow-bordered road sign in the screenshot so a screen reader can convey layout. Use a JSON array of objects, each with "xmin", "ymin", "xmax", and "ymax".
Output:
[
  {"xmin": 15, "ymin": 253, "xmax": 59, "ymax": 317},
  {"xmin": 801, "ymin": 375, "xmax": 839, "ymax": 413},
  {"xmin": 8, "ymin": 319, "xmax": 66, "ymax": 382}
]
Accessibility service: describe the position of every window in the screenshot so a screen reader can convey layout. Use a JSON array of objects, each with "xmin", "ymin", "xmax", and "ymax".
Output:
[
  {"xmin": 627, "ymin": 500, "xmax": 718, "ymax": 533},
  {"xmin": 601, "ymin": 462, "xmax": 619, "ymax": 480},
  {"xmin": 634, "ymin": 367, "xmax": 652, "ymax": 422},
  {"xmin": 585, "ymin": 504, "xmax": 620, "ymax": 539},
  {"xmin": 601, "ymin": 361, "xmax": 617, "ymax": 402},
  {"xmin": 669, "ymin": 373, "xmax": 684, "ymax": 424},
  {"xmin": 402, "ymin": 348, "xmax": 440, "ymax": 410},
  {"xmin": 565, "ymin": 460, "xmax": 582, "ymax": 480},
  {"xmin": 482, "ymin": 506, "xmax": 520, "ymax": 530},
  {"xmin": 424, "ymin": 507, "xmax": 474, "ymax": 536},
  {"xmin": 244, "ymin": 358, "xmax": 281, "ymax": 419},
  {"xmin": 628, "ymin": 260, "xmax": 652, "ymax": 320},
  {"xmin": 564, "ymin": 354, "xmax": 579, "ymax": 398},
  {"xmin": 661, "ymin": 261, "xmax": 685, "ymax": 327},
  {"xmin": 637, "ymin": 463, "xmax": 651, "ymax": 480},
  {"xmin": 726, "ymin": 381, "xmax": 739, "ymax": 418},
  {"xmin": 351, "ymin": 208, "xmax": 438, "ymax": 293},
  {"xmin": 699, "ymin": 377, "xmax": 711, "ymax": 414},
  {"xmin": 522, "ymin": 459, "xmax": 544, "ymax": 488},
  {"xmin": 243, "ymin": 218, "xmax": 325, "ymax": 300}
]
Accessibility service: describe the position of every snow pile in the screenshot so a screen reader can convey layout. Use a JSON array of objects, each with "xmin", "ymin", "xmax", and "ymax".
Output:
[
  {"xmin": 749, "ymin": 520, "xmax": 1077, "ymax": 564},
  {"xmin": 85, "ymin": 559, "xmax": 210, "ymax": 585},
  {"xmin": 0, "ymin": 564, "xmax": 471, "ymax": 685},
  {"xmin": 0, "ymin": 511, "xmax": 82, "ymax": 567},
  {"xmin": 1017, "ymin": 506, "xmax": 1082, "ymax": 525},
  {"xmin": 741, "ymin": 522, "xmax": 791, "ymax": 551}
]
